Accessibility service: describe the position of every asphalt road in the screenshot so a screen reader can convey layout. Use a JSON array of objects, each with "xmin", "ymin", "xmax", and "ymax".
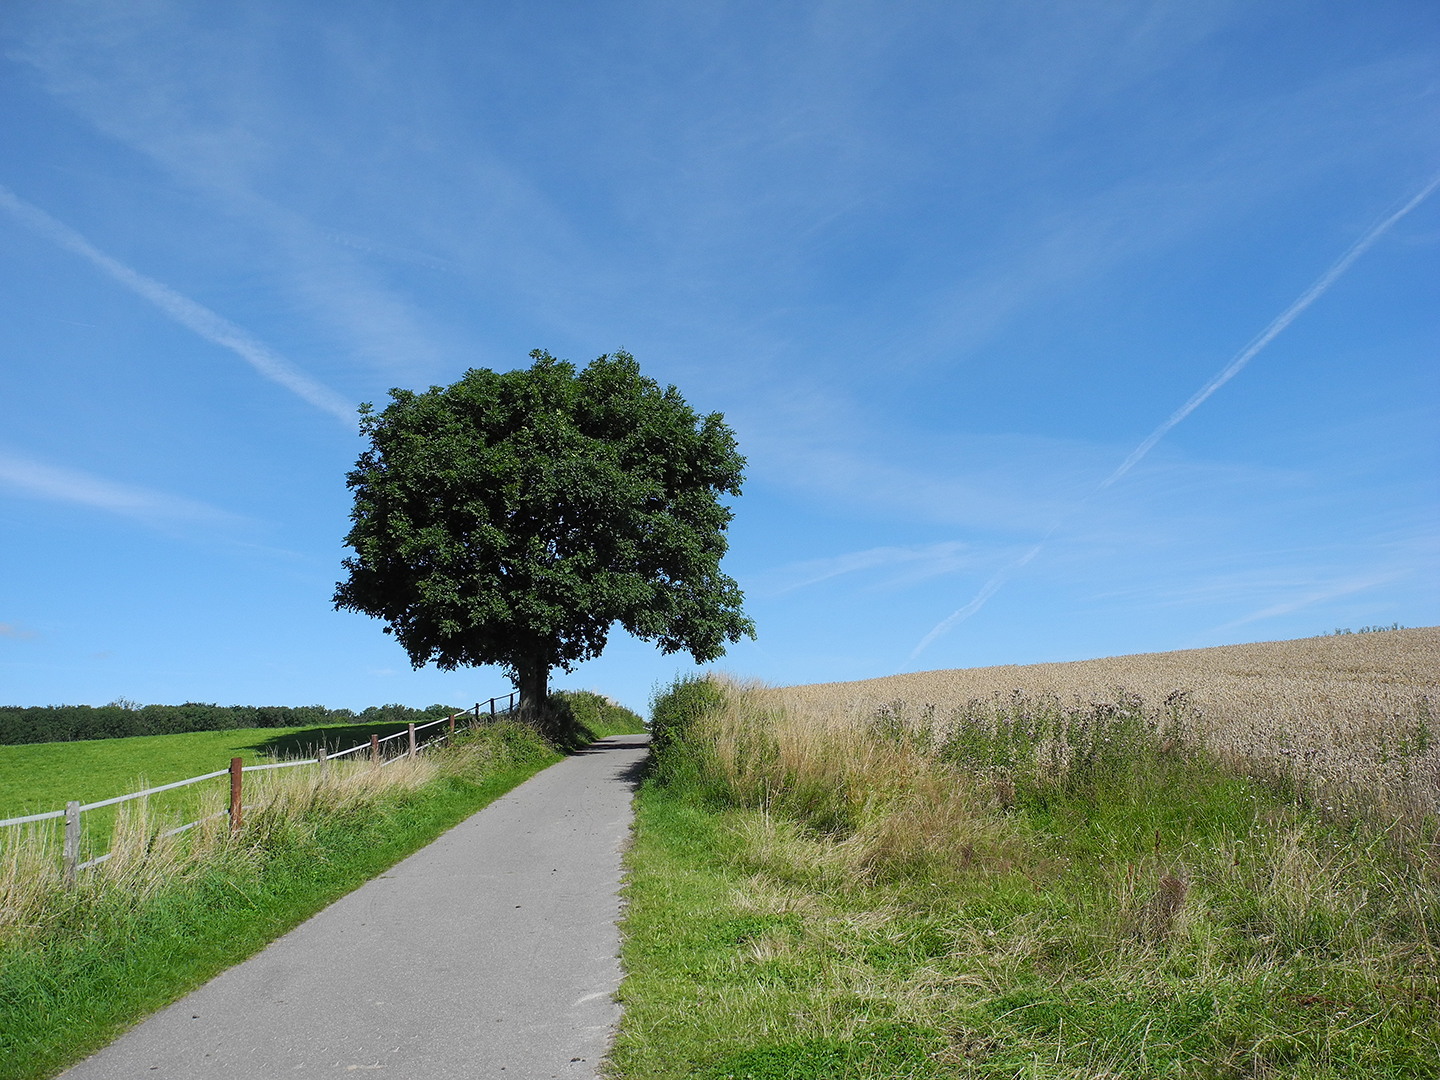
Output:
[{"xmin": 61, "ymin": 733, "xmax": 650, "ymax": 1080}]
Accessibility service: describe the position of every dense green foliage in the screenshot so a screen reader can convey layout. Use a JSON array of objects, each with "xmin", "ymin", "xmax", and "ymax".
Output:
[
  {"xmin": 0, "ymin": 701, "xmax": 465, "ymax": 747},
  {"xmin": 334, "ymin": 350, "xmax": 753, "ymax": 711},
  {"xmin": 648, "ymin": 673, "xmax": 723, "ymax": 753},
  {"xmin": 612, "ymin": 679, "xmax": 1440, "ymax": 1078}
]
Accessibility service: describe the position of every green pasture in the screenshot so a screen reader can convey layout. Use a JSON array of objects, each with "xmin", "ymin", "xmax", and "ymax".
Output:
[{"xmin": 0, "ymin": 720, "xmax": 429, "ymax": 858}]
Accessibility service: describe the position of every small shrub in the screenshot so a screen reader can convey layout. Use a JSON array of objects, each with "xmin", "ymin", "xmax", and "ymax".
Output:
[{"xmin": 650, "ymin": 675, "xmax": 726, "ymax": 754}]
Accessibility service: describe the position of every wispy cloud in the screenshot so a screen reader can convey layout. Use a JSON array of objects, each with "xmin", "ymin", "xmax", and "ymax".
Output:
[
  {"xmin": 910, "ymin": 540, "xmax": 1048, "ymax": 657},
  {"xmin": 739, "ymin": 396, "xmax": 1105, "ymax": 535},
  {"xmin": 1205, "ymin": 573, "xmax": 1399, "ymax": 636},
  {"xmin": 0, "ymin": 451, "xmax": 246, "ymax": 529},
  {"xmin": 0, "ymin": 184, "xmax": 356, "ymax": 425},
  {"xmin": 320, "ymin": 229, "xmax": 459, "ymax": 274},
  {"xmin": 13, "ymin": 12, "xmax": 458, "ymax": 382},
  {"xmin": 0, "ymin": 623, "xmax": 38, "ymax": 640},
  {"xmin": 1099, "ymin": 169, "xmax": 1440, "ymax": 491},
  {"xmin": 911, "ymin": 169, "xmax": 1440, "ymax": 657},
  {"xmin": 765, "ymin": 541, "xmax": 977, "ymax": 596}
]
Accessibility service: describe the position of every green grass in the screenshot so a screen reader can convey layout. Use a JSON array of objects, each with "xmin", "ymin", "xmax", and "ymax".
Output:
[
  {"xmin": 0, "ymin": 692, "xmax": 644, "ymax": 823},
  {"xmin": 614, "ymin": 792, "xmax": 955, "ymax": 1079},
  {"xmin": 1, "ymin": 763, "xmax": 553, "ymax": 1079},
  {"xmin": 609, "ymin": 680, "xmax": 1440, "ymax": 1079}
]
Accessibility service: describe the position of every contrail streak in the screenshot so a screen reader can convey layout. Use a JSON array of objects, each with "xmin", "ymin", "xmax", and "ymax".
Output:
[
  {"xmin": 0, "ymin": 185, "xmax": 356, "ymax": 426},
  {"xmin": 912, "ymin": 170, "xmax": 1440, "ymax": 660},
  {"xmin": 910, "ymin": 538, "xmax": 1048, "ymax": 657},
  {"xmin": 1100, "ymin": 170, "xmax": 1440, "ymax": 490}
]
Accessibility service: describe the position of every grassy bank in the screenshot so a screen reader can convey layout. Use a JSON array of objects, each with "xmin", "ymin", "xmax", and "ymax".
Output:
[
  {"xmin": 1, "ymin": 692, "xmax": 644, "ymax": 1080},
  {"xmin": 612, "ymin": 676, "xmax": 1439, "ymax": 1078}
]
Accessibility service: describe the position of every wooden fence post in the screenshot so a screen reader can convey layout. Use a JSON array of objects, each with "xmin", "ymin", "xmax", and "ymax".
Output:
[
  {"xmin": 62, "ymin": 801, "xmax": 80, "ymax": 888},
  {"xmin": 490, "ymin": 697, "xmax": 496, "ymax": 722},
  {"xmin": 317, "ymin": 746, "xmax": 327, "ymax": 780},
  {"xmin": 371, "ymin": 733, "xmax": 380, "ymax": 767},
  {"xmin": 229, "ymin": 758, "xmax": 243, "ymax": 833},
  {"xmin": 450, "ymin": 713, "xmax": 457, "ymax": 739},
  {"xmin": 407, "ymin": 722, "xmax": 416, "ymax": 758}
]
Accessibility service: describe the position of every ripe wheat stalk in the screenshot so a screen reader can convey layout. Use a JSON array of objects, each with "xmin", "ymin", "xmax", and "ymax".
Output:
[{"xmin": 770, "ymin": 627, "xmax": 1439, "ymax": 817}]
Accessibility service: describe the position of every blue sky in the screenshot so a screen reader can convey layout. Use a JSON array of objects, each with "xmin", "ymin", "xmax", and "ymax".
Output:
[{"xmin": 1, "ymin": 1, "xmax": 1436, "ymax": 714}]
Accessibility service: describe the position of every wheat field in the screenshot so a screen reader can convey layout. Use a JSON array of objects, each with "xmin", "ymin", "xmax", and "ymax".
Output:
[{"xmin": 774, "ymin": 627, "xmax": 1440, "ymax": 815}]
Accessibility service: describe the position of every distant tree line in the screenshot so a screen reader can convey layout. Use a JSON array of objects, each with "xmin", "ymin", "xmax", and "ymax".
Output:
[{"xmin": 0, "ymin": 701, "xmax": 467, "ymax": 746}]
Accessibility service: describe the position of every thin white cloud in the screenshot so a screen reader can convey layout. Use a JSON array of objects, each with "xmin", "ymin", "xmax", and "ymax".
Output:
[
  {"xmin": 12, "ymin": 13, "xmax": 458, "ymax": 382},
  {"xmin": 738, "ymin": 395, "xmax": 1105, "ymax": 535},
  {"xmin": 0, "ymin": 452, "xmax": 246, "ymax": 529},
  {"xmin": 1099, "ymin": 169, "xmax": 1440, "ymax": 491},
  {"xmin": 0, "ymin": 623, "xmax": 38, "ymax": 640},
  {"xmin": 912, "ymin": 169, "xmax": 1440, "ymax": 657},
  {"xmin": 909, "ymin": 539, "xmax": 1049, "ymax": 657},
  {"xmin": 1206, "ymin": 574, "xmax": 1398, "ymax": 635},
  {"xmin": 320, "ymin": 230, "xmax": 459, "ymax": 274},
  {"xmin": 766, "ymin": 541, "xmax": 977, "ymax": 596},
  {"xmin": 0, "ymin": 184, "xmax": 356, "ymax": 426}
]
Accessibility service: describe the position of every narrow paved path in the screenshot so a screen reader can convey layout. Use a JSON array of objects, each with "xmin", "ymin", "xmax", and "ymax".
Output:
[{"xmin": 62, "ymin": 733, "xmax": 650, "ymax": 1080}]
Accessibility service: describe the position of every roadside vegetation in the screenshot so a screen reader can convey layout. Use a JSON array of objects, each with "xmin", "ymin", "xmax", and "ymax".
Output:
[
  {"xmin": 0, "ymin": 691, "xmax": 644, "ymax": 1080},
  {"xmin": 614, "ymin": 630, "xmax": 1439, "ymax": 1079}
]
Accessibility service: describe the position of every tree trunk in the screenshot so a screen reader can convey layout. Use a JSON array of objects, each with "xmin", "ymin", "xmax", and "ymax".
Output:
[{"xmin": 516, "ymin": 658, "xmax": 549, "ymax": 723}]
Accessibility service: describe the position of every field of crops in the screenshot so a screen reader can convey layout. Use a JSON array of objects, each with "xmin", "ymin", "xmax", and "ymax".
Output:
[{"xmin": 778, "ymin": 626, "xmax": 1440, "ymax": 816}]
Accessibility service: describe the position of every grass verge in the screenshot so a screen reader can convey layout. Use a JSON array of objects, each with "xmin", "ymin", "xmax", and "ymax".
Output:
[
  {"xmin": 610, "ymin": 677, "xmax": 1440, "ymax": 1079},
  {"xmin": 0, "ymin": 695, "xmax": 642, "ymax": 1080}
]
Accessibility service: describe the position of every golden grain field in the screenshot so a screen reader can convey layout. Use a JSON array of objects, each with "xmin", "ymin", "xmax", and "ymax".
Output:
[{"xmin": 773, "ymin": 627, "xmax": 1440, "ymax": 815}]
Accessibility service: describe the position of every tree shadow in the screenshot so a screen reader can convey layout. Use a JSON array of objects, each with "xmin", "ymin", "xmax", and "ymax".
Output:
[
  {"xmin": 574, "ymin": 733, "xmax": 651, "ymax": 792},
  {"xmin": 246, "ymin": 722, "xmax": 418, "ymax": 759}
]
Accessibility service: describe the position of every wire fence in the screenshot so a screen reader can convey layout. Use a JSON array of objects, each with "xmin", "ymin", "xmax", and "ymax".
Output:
[{"xmin": 1, "ymin": 692, "xmax": 519, "ymax": 885}]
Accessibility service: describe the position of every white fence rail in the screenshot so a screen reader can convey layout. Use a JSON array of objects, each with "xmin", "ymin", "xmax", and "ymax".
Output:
[{"xmin": 2, "ymin": 692, "xmax": 519, "ymax": 885}]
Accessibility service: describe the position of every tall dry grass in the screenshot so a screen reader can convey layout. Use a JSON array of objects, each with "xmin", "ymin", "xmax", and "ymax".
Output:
[
  {"xmin": 772, "ymin": 627, "xmax": 1440, "ymax": 817},
  {"xmin": 675, "ymin": 680, "xmax": 1025, "ymax": 888},
  {"xmin": 674, "ymin": 641, "xmax": 1440, "ymax": 965}
]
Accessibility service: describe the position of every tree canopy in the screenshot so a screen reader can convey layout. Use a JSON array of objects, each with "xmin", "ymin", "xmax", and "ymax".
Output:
[{"xmin": 333, "ymin": 350, "xmax": 754, "ymax": 713}]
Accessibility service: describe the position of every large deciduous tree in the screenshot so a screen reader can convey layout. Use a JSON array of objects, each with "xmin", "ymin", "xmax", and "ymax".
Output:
[{"xmin": 333, "ymin": 350, "xmax": 754, "ymax": 716}]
